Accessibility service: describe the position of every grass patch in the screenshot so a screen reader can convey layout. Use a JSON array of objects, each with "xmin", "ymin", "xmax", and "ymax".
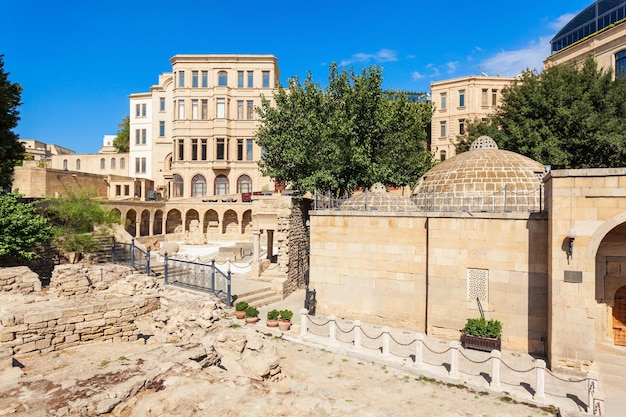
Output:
[
  {"xmin": 232, "ymin": 323, "xmax": 241, "ymax": 329},
  {"xmin": 118, "ymin": 356, "xmax": 128, "ymax": 361},
  {"xmin": 99, "ymin": 360, "xmax": 110, "ymax": 367}
]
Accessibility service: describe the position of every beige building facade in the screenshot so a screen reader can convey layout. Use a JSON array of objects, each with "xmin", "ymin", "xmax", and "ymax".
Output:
[{"xmin": 429, "ymin": 75, "xmax": 515, "ymax": 161}]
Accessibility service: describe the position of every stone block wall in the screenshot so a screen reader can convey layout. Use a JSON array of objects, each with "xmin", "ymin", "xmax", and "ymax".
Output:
[
  {"xmin": 50, "ymin": 263, "xmax": 134, "ymax": 297},
  {"xmin": 0, "ymin": 266, "xmax": 42, "ymax": 294},
  {"xmin": 0, "ymin": 296, "xmax": 160, "ymax": 355}
]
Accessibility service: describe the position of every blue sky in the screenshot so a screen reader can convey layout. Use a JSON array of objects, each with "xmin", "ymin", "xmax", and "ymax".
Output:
[{"xmin": 1, "ymin": 0, "xmax": 591, "ymax": 154}]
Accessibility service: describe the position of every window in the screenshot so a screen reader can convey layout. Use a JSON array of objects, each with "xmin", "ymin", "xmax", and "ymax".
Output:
[
  {"xmin": 262, "ymin": 71, "xmax": 270, "ymax": 88},
  {"xmin": 481, "ymin": 89, "xmax": 488, "ymax": 106},
  {"xmin": 216, "ymin": 138, "xmax": 225, "ymax": 160},
  {"xmin": 191, "ymin": 139, "xmax": 198, "ymax": 160},
  {"xmin": 115, "ymin": 185, "xmax": 121, "ymax": 196},
  {"xmin": 135, "ymin": 103, "xmax": 140, "ymax": 117},
  {"xmin": 192, "ymin": 99, "xmax": 198, "ymax": 119},
  {"xmin": 159, "ymin": 97, "xmax": 165, "ymax": 112},
  {"xmin": 141, "ymin": 103, "xmax": 146, "ymax": 117},
  {"xmin": 201, "ymin": 99, "xmax": 208, "ymax": 120},
  {"xmin": 191, "ymin": 174, "xmax": 206, "ymax": 197},
  {"xmin": 178, "ymin": 71, "xmax": 185, "ymax": 88},
  {"xmin": 100, "ymin": 158, "xmax": 105, "ymax": 169},
  {"xmin": 63, "ymin": 159, "xmax": 68, "ymax": 170},
  {"xmin": 192, "ymin": 70, "xmax": 198, "ymax": 88},
  {"xmin": 440, "ymin": 150, "xmax": 447, "ymax": 161},
  {"xmin": 172, "ymin": 174, "xmax": 184, "ymax": 197},
  {"xmin": 238, "ymin": 71, "xmax": 244, "ymax": 88},
  {"xmin": 216, "ymin": 98, "xmax": 225, "ymax": 118},
  {"xmin": 141, "ymin": 129, "xmax": 146, "ymax": 144},
  {"xmin": 440, "ymin": 121, "xmax": 446, "ymax": 137},
  {"xmin": 76, "ymin": 159, "xmax": 80, "ymax": 170},
  {"xmin": 111, "ymin": 158, "xmax": 116, "ymax": 169},
  {"xmin": 237, "ymin": 100, "xmax": 244, "ymax": 119},
  {"xmin": 491, "ymin": 89, "xmax": 497, "ymax": 106},
  {"xmin": 459, "ymin": 90, "xmax": 465, "ymax": 107},
  {"xmin": 135, "ymin": 129, "xmax": 140, "ymax": 145},
  {"xmin": 440, "ymin": 93, "xmax": 447, "ymax": 110},
  {"xmin": 201, "ymin": 70, "xmax": 208, "ymax": 87},
  {"xmin": 159, "ymin": 121, "xmax": 165, "ymax": 137},
  {"xmin": 124, "ymin": 185, "xmax": 130, "ymax": 196},
  {"xmin": 246, "ymin": 139, "xmax": 253, "ymax": 161},
  {"xmin": 178, "ymin": 139, "xmax": 184, "ymax": 160},
  {"xmin": 459, "ymin": 119, "xmax": 465, "ymax": 135},
  {"xmin": 201, "ymin": 139, "xmax": 207, "ymax": 160},
  {"xmin": 135, "ymin": 157, "xmax": 146, "ymax": 173},
  {"xmin": 218, "ymin": 71, "xmax": 227, "ymax": 86},
  {"xmin": 237, "ymin": 175, "xmax": 252, "ymax": 193},
  {"xmin": 214, "ymin": 175, "xmax": 229, "ymax": 195},
  {"xmin": 165, "ymin": 155, "xmax": 172, "ymax": 171},
  {"xmin": 246, "ymin": 100, "xmax": 254, "ymax": 120},
  {"xmin": 120, "ymin": 158, "xmax": 125, "ymax": 169},
  {"xmin": 178, "ymin": 100, "xmax": 185, "ymax": 119},
  {"xmin": 237, "ymin": 139, "xmax": 244, "ymax": 161},
  {"xmin": 247, "ymin": 71, "xmax": 253, "ymax": 88}
]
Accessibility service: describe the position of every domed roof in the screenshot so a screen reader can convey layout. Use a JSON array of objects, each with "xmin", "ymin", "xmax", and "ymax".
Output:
[
  {"xmin": 341, "ymin": 183, "xmax": 417, "ymax": 211},
  {"xmin": 411, "ymin": 136, "xmax": 545, "ymax": 212}
]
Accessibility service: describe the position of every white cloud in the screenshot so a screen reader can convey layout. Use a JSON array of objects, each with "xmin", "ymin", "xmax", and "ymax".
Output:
[
  {"xmin": 550, "ymin": 13, "xmax": 576, "ymax": 31},
  {"xmin": 446, "ymin": 61, "xmax": 458, "ymax": 74},
  {"xmin": 411, "ymin": 71, "xmax": 424, "ymax": 80},
  {"xmin": 339, "ymin": 48, "xmax": 399, "ymax": 66},
  {"xmin": 479, "ymin": 36, "xmax": 553, "ymax": 76}
]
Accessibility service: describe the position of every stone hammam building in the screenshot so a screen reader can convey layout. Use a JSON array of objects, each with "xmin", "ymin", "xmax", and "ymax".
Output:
[{"xmin": 308, "ymin": 137, "xmax": 626, "ymax": 373}]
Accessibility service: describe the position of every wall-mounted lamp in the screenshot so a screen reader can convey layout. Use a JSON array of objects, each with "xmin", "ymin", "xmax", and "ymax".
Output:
[{"xmin": 567, "ymin": 228, "xmax": 576, "ymax": 259}]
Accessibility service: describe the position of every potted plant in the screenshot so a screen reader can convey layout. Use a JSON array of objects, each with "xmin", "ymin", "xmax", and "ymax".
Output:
[
  {"xmin": 462, "ymin": 317, "xmax": 502, "ymax": 352},
  {"xmin": 266, "ymin": 309, "xmax": 280, "ymax": 327},
  {"xmin": 244, "ymin": 306, "xmax": 259, "ymax": 324},
  {"xmin": 278, "ymin": 309, "xmax": 293, "ymax": 331},
  {"xmin": 235, "ymin": 301, "xmax": 248, "ymax": 319}
]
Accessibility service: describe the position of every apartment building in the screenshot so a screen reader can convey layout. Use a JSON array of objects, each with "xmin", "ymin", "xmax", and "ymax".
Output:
[
  {"xmin": 429, "ymin": 75, "xmax": 515, "ymax": 161},
  {"xmin": 129, "ymin": 54, "xmax": 279, "ymax": 200}
]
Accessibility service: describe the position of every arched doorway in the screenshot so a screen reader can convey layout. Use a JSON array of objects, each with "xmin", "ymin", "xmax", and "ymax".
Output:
[
  {"xmin": 125, "ymin": 209, "xmax": 137, "ymax": 237},
  {"xmin": 140, "ymin": 210, "xmax": 150, "ymax": 236},
  {"xmin": 614, "ymin": 286, "xmax": 626, "ymax": 346}
]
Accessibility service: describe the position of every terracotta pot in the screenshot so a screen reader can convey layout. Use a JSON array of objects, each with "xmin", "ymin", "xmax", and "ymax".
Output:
[
  {"xmin": 266, "ymin": 319, "xmax": 279, "ymax": 327},
  {"xmin": 245, "ymin": 316, "xmax": 259, "ymax": 324},
  {"xmin": 278, "ymin": 320, "xmax": 291, "ymax": 331},
  {"xmin": 235, "ymin": 310, "xmax": 246, "ymax": 319}
]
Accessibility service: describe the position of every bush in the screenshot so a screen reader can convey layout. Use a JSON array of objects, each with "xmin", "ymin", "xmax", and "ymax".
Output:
[
  {"xmin": 279, "ymin": 309, "xmax": 293, "ymax": 321},
  {"xmin": 245, "ymin": 306, "xmax": 259, "ymax": 317},
  {"xmin": 267, "ymin": 309, "xmax": 280, "ymax": 320},
  {"xmin": 235, "ymin": 301, "xmax": 249, "ymax": 312},
  {"xmin": 464, "ymin": 317, "xmax": 502, "ymax": 339}
]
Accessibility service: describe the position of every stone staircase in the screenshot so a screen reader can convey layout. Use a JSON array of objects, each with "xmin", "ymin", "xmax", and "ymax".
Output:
[{"xmin": 233, "ymin": 286, "xmax": 282, "ymax": 308}]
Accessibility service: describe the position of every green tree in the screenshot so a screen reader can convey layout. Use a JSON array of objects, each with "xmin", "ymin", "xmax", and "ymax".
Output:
[
  {"xmin": 0, "ymin": 192, "xmax": 54, "ymax": 260},
  {"xmin": 0, "ymin": 55, "xmax": 25, "ymax": 189},
  {"xmin": 255, "ymin": 63, "xmax": 434, "ymax": 195},
  {"xmin": 466, "ymin": 57, "xmax": 626, "ymax": 168},
  {"xmin": 45, "ymin": 192, "xmax": 120, "ymax": 254},
  {"xmin": 113, "ymin": 115, "xmax": 130, "ymax": 153}
]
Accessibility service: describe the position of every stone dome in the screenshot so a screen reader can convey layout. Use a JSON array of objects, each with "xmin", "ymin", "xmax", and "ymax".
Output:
[
  {"xmin": 411, "ymin": 136, "xmax": 546, "ymax": 212},
  {"xmin": 341, "ymin": 183, "xmax": 417, "ymax": 211}
]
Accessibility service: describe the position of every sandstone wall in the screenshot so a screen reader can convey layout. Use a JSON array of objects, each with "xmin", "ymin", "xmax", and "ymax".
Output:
[{"xmin": 0, "ymin": 266, "xmax": 42, "ymax": 294}]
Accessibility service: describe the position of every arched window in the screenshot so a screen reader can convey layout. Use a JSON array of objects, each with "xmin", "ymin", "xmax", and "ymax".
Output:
[
  {"xmin": 63, "ymin": 159, "xmax": 68, "ymax": 170},
  {"xmin": 616, "ymin": 50, "xmax": 626, "ymax": 78},
  {"xmin": 165, "ymin": 155, "xmax": 172, "ymax": 171},
  {"xmin": 120, "ymin": 157, "xmax": 125, "ymax": 169},
  {"xmin": 191, "ymin": 174, "xmax": 207, "ymax": 197},
  {"xmin": 440, "ymin": 150, "xmax": 447, "ymax": 161},
  {"xmin": 237, "ymin": 174, "xmax": 252, "ymax": 193},
  {"xmin": 214, "ymin": 174, "xmax": 229, "ymax": 195},
  {"xmin": 172, "ymin": 174, "xmax": 184, "ymax": 197},
  {"xmin": 100, "ymin": 158, "xmax": 105, "ymax": 169},
  {"xmin": 111, "ymin": 158, "xmax": 116, "ymax": 169},
  {"xmin": 76, "ymin": 159, "xmax": 81, "ymax": 170},
  {"xmin": 218, "ymin": 71, "xmax": 228, "ymax": 87}
]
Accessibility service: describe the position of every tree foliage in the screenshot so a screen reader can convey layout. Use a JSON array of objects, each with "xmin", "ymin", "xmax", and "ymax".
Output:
[
  {"xmin": 0, "ymin": 192, "xmax": 54, "ymax": 260},
  {"xmin": 465, "ymin": 57, "xmax": 626, "ymax": 168},
  {"xmin": 255, "ymin": 64, "xmax": 434, "ymax": 195},
  {"xmin": 113, "ymin": 115, "xmax": 130, "ymax": 153},
  {"xmin": 0, "ymin": 55, "xmax": 25, "ymax": 190},
  {"xmin": 45, "ymin": 192, "xmax": 120, "ymax": 253}
]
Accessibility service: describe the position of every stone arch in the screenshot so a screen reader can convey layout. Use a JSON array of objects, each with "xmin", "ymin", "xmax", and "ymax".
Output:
[
  {"xmin": 110, "ymin": 208, "xmax": 122, "ymax": 221},
  {"xmin": 586, "ymin": 211, "xmax": 626, "ymax": 261},
  {"xmin": 204, "ymin": 209, "xmax": 219, "ymax": 235},
  {"xmin": 153, "ymin": 209, "xmax": 163, "ymax": 235},
  {"xmin": 222, "ymin": 209, "xmax": 239, "ymax": 234},
  {"xmin": 185, "ymin": 209, "xmax": 200, "ymax": 231},
  {"xmin": 166, "ymin": 209, "xmax": 182, "ymax": 234},
  {"xmin": 125, "ymin": 209, "xmax": 137, "ymax": 237},
  {"xmin": 242, "ymin": 209, "xmax": 252, "ymax": 234},
  {"xmin": 140, "ymin": 209, "xmax": 150, "ymax": 236}
]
